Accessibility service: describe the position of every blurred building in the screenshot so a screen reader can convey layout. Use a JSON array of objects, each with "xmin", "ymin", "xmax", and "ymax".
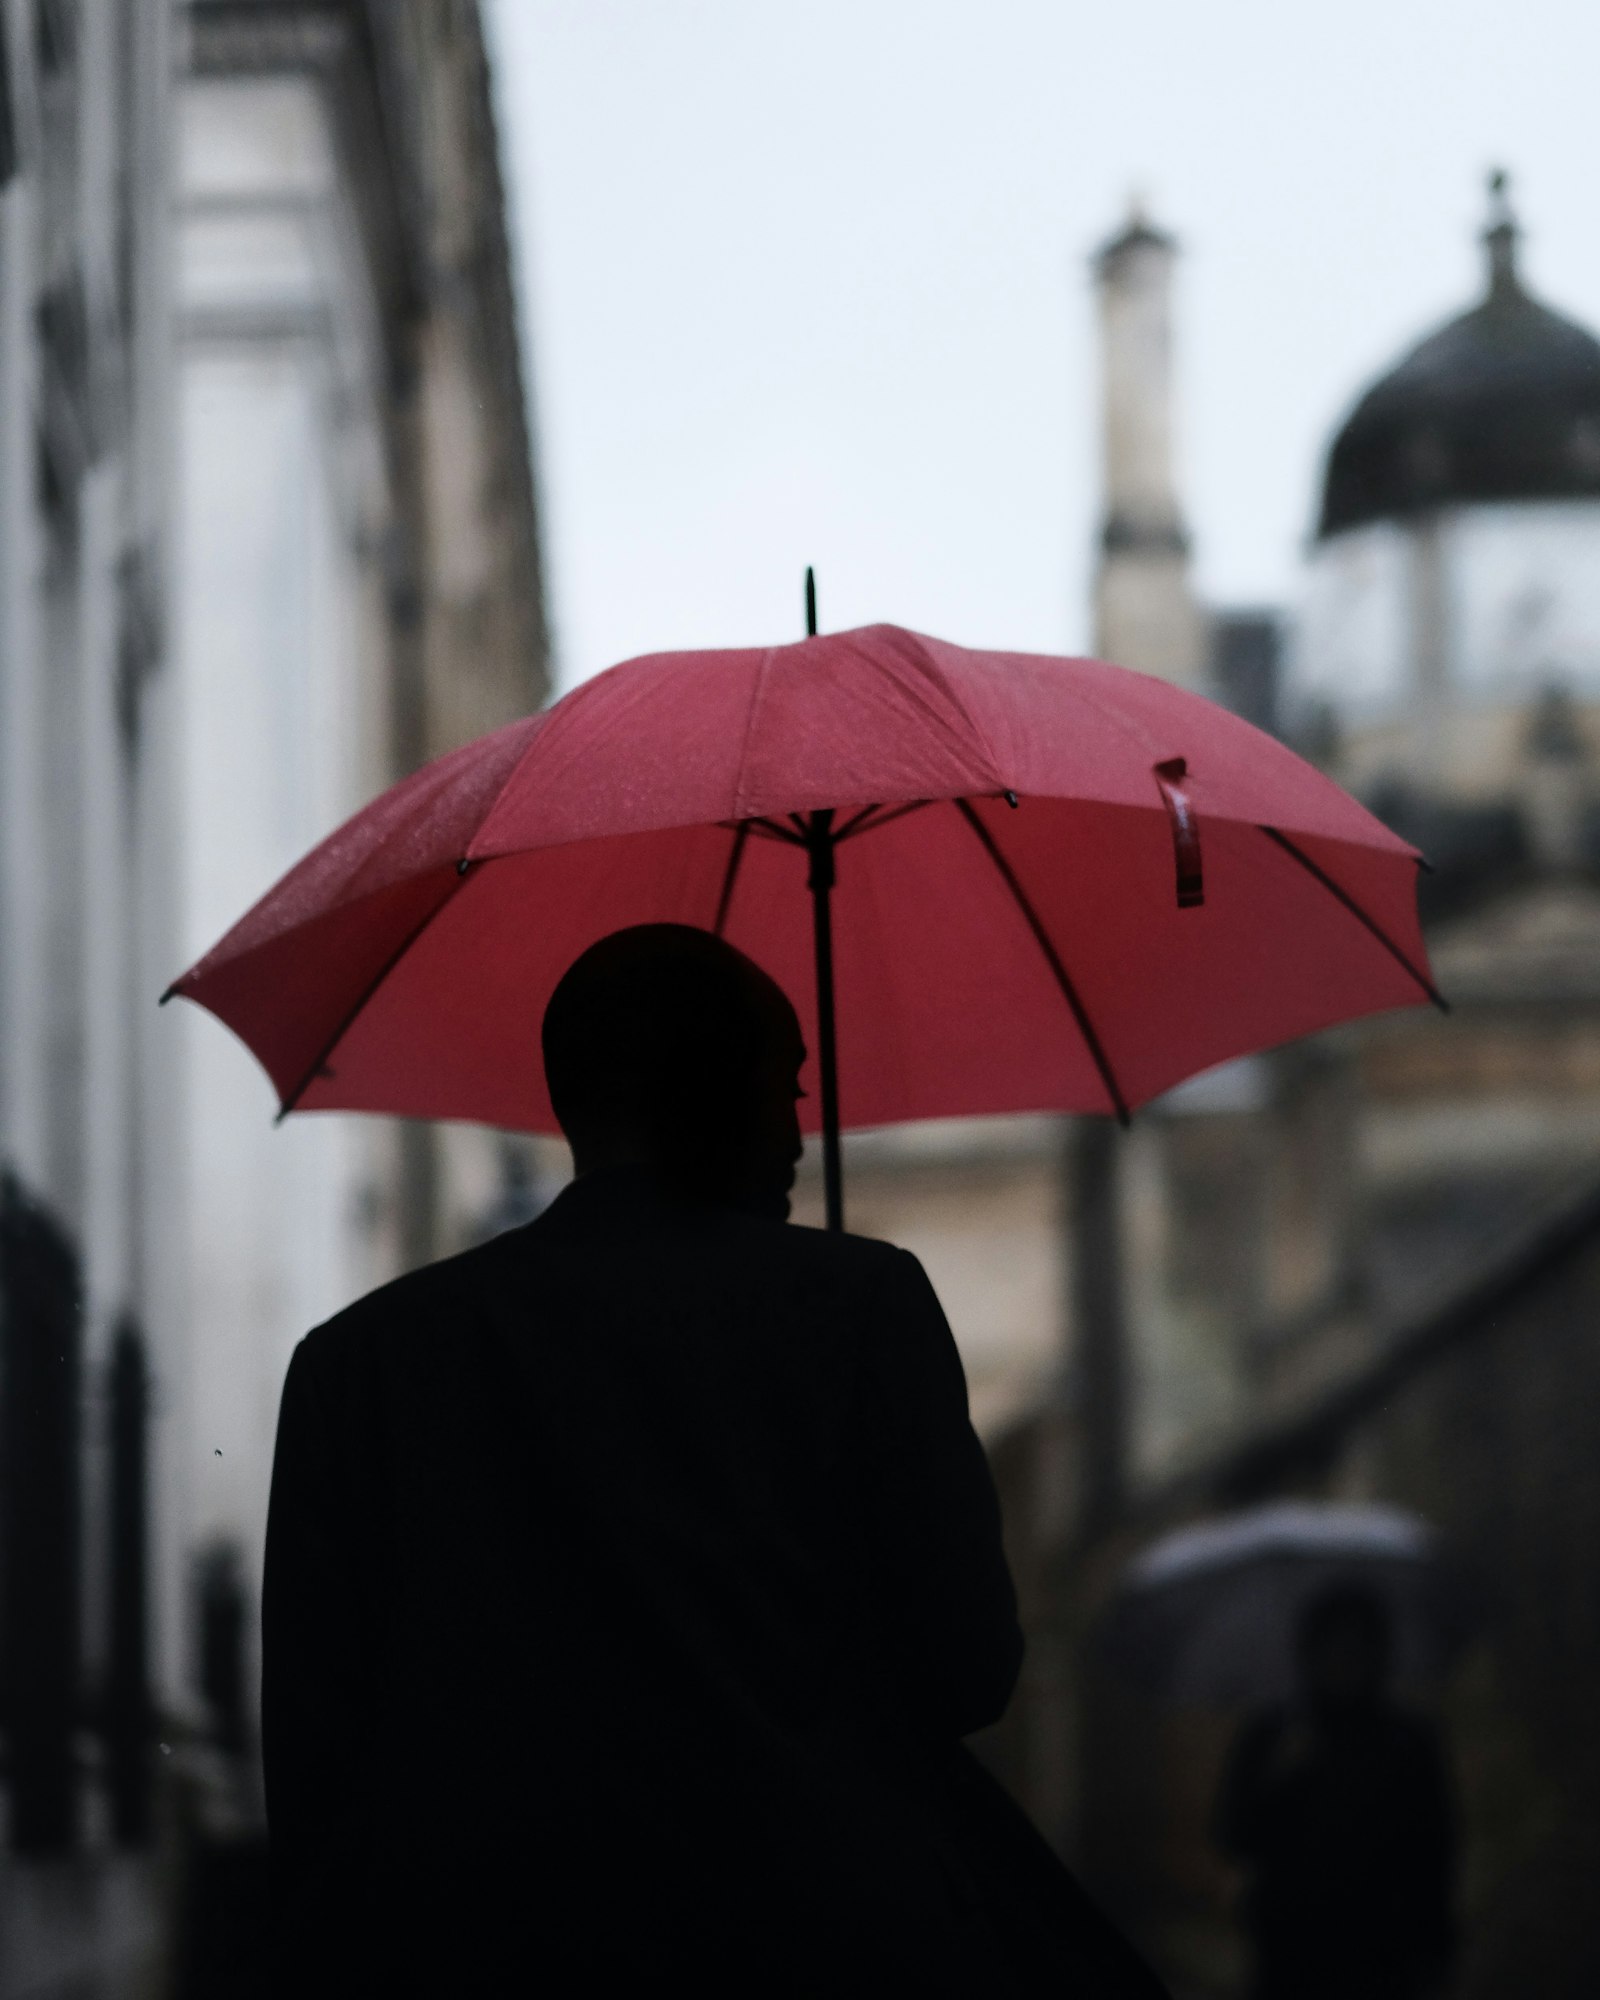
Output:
[
  {"xmin": 0, "ymin": 3, "xmax": 546, "ymax": 1993},
  {"xmin": 1103, "ymin": 175, "xmax": 1600, "ymax": 1484},
  {"xmin": 167, "ymin": 0, "xmax": 548, "ymax": 1774},
  {"xmin": 977, "ymin": 177, "xmax": 1600, "ymax": 2000},
  {"xmin": 1293, "ymin": 170, "xmax": 1600, "ymax": 814},
  {"xmin": 0, "ymin": 2, "xmax": 177, "ymax": 1990}
]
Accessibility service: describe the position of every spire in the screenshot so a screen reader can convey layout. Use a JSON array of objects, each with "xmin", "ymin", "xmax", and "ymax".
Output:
[
  {"xmin": 1091, "ymin": 196, "xmax": 1202, "ymax": 685},
  {"xmin": 1094, "ymin": 190, "xmax": 1173, "ymax": 279},
  {"xmin": 1484, "ymin": 167, "xmax": 1520, "ymax": 298}
]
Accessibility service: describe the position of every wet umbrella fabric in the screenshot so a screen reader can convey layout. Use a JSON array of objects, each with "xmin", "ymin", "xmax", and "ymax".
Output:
[
  {"xmin": 165, "ymin": 624, "xmax": 1438, "ymax": 1223},
  {"xmin": 1099, "ymin": 1502, "xmax": 1477, "ymax": 1706}
]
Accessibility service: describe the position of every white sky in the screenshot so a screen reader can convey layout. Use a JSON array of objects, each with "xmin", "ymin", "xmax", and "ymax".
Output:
[{"xmin": 486, "ymin": 0, "xmax": 1600, "ymax": 692}]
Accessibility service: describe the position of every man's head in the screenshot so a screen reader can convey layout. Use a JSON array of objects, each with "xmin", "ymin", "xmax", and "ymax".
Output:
[
  {"xmin": 1294, "ymin": 1579, "xmax": 1394, "ymax": 1712},
  {"xmin": 542, "ymin": 925, "xmax": 806, "ymax": 1219}
]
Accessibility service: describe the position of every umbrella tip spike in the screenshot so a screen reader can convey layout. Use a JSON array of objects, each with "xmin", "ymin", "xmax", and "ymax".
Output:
[
  {"xmin": 1004, "ymin": 790, "xmax": 1019, "ymax": 809},
  {"xmin": 158, "ymin": 985, "xmax": 175, "ymax": 1007},
  {"xmin": 804, "ymin": 566, "xmax": 817, "ymax": 639}
]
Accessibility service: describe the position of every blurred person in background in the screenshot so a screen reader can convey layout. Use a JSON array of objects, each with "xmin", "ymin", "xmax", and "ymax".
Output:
[
  {"xmin": 262, "ymin": 924, "xmax": 1165, "ymax": 1996},
  {"xmin": 1216, "ymin": 1580, "xmax": 1457, "ymax": 2000}
]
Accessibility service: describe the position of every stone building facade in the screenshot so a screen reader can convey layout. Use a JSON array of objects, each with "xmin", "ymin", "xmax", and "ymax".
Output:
[
  {"xmin": 167, "ymin": 1, "xmax": 549, "ymax": 1785},
  {"xmin": 1057, "ymin": 1174, "xmax": 1600, "ymax": 1998},
  {"xmin": 0, "ymin": 2, "xmax": 178, "ymax": 1988},
  {"xmin": 0, "ymin": 5, "xmax": 546, "ymax": 1993}
]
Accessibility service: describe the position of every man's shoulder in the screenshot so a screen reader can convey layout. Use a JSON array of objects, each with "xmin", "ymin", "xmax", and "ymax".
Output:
[
  {"xmin": 290, "ymin": 1213, "xmax": 923, "ymax": 1388},
  {"xmin": 293, "ymin": 1231, "xmax": 518, "ymax": 1377},
  {"xmin": 770, "ymin": 1216, "xmax": 908, "ymax": 1269},
  {"xmin": 718, "ymin": 1212, "xmax": 919, "ymax": 1293}
]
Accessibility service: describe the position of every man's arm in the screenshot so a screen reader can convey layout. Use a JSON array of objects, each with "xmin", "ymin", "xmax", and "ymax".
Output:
[
  {"xmin": 261, "ymin": 1332, "xmax": 371, "ymax": 1982},
  {"xmin": 855, "ymin": 1248, "xmax": 1024, "ymax": 1738}
]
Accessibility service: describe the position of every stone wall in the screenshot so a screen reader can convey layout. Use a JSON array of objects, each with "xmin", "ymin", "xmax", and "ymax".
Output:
[{"xmin": 1002, "ymin": 1183, "xmax": 1600, "ymax": 1997}]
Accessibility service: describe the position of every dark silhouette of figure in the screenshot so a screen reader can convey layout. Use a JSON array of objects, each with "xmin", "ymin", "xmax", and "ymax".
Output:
[
  {"xmin": 1216, "ymin": 1581, "xmax": 1457, "ymax": 2000},
  {"xmin": 263, "ymin": 925, "xmax": 1166, "ymax": 1997}
]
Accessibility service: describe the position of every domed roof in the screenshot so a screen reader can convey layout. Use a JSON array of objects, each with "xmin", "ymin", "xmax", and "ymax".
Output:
[{"xmin": 1318, "ymin": 176, "xmax": 1600, "ymax": 539}]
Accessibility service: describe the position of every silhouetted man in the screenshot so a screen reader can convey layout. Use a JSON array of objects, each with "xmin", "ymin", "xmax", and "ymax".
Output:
[
  {"xmin": 264, "ymin": 924, "xmax": 1165, "ymax": 1995},
  {"xmin": 1216, "ymin": 1581, "xmax": 1457, "ymax": 2000}
]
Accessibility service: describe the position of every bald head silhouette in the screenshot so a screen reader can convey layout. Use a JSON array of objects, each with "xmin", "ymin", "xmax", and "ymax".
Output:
[{"xmin": 542, "ymin": 925, "xmax": 806, "ymax": 1219}]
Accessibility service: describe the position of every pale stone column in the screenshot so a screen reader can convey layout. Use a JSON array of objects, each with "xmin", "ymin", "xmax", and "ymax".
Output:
[{"xmin": 1092, "ymin": 205, "xmax": 1205, "ymax": 687}]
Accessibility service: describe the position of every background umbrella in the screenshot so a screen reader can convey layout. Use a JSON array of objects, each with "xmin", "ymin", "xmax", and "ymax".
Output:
[
  {"xmin": 165, "ymin": 587, "xmax": 1442, "ymax": 1230},
  {"xmin": 1097, "ymin": 1502, "xmax": 1480, "ymax": 1706}
]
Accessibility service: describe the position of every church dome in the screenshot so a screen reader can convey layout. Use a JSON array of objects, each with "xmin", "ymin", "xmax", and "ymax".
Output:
[{"xmin": 1318, "ymin": 176, "xmax": 1600, "ymax": 539}]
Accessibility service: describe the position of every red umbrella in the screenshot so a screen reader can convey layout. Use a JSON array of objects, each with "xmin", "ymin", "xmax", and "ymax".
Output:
[{"xmin": 164, "ymin": 617, "xmax": 1441, "ymax": 1230}]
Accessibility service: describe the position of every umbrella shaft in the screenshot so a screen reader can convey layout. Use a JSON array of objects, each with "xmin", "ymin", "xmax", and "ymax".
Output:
[{"xmin": 806, "ymin": 812, "xmax": 844, "ymax": 1233}]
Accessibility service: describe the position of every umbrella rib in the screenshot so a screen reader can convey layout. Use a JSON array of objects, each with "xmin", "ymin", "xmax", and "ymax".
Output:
[
  {"xmin": 720, "ymin": 816, "xmax": 805, "ymax": 846},
  {"xmin": 953, "ymin": 798, "xmax": 1130, "ymax": 1124},
  {"xmin": 273, "ymin": 867, "xmax": 472, "ymax": 1123},
  {"xmin": 837, "ymin": 799, "xmax": 936, "ymax": 841},
  {"xmin": 833, "ymin": 802, "xmax": 883, "ymax": 840},
  {"xmin": 1258, "ymin": 826, "xmax": 1449, "ymax": 1012},
  {"xmin": 712, "ymin": 821, "xmax": 750, "ymax": 936}
]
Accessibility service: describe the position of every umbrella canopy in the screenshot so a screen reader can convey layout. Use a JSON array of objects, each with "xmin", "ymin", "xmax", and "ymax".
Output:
[
  {"xmin": 1098, "ymin": 1502, "xmax": 1479, "ymax": 1706},
  {"xmin": 165, "ymin": 624, "xmax": 1439, "ymax": 1224}
]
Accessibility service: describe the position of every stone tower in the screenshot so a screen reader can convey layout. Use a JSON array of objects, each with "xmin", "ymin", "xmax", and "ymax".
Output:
[{"xmin": 1092, "ymin": 204, "xmax": 1205, "ymax": 683}]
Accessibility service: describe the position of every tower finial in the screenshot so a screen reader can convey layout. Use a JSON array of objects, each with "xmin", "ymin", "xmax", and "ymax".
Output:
[{"xmin": 1484, "ymin": 166, "xmax": 1519, "ymax": 296}]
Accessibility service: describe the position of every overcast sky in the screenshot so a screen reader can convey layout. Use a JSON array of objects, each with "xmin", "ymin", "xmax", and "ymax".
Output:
[{"xmin": 486, "ymin": 0, "xmax": 1600, "ymax": 692}]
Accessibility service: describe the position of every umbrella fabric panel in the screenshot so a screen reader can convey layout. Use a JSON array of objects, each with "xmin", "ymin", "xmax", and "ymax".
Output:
[
  {"xmin": 722, "ymin": 799, "xmax": 1120, "ymax": 1130},
  {"xmin": 166, "ymin": 623, "xmax": 1439, "ymax": 1137},
  {"xmin": 178, "ymin": 866, "xmax": 466, "ymax": 1113},
  {"xmin": 183, "ymin": 717, "xmax": 540, "ymax": 978},
  {"xmin": 172, "ymin": 625, "xmax": 1428, "ymax": 1038},
  {"xmin": 261, "ymin": 792, "xmax": 1433, "ymax": 1135},
  {"xmin": 463, "ymin": 627, "xmax": 1009, "ymax": 854},
  {"xmin": 292, "ymin": 808, "xmax": 1115, "ymax": 1132},
  {"xmin": 276, "ymin": 824, "xmax": 742, "ymax": 1128},
  {"xmin": 1259, "ymin": 827, "xmax": 1441, "ymax": 988},
  {"xmin": 463, "ymin": 627, "xmax": 1415, "ymax": 857},
  {"xmin": 470, "ymin": 646, "xmax": 766, "ymax": 850},
  {"xmin": 724, "ymin": 628, "xmax": 1009, "ymax": 819},
  {"xmin": 966, "ymin": 799, "xmax": 1434, "ymax": 1109},
  {"xmin": 907, "ymin": 637, "xmax": 1412, "ymax": 849},
  {"xmin": 768, "ymin": 794, "xmax": 1430, "ymax": 1122},
  {"xmin": 470, "ymin": 628, "xmax": 1015, "ymax": 851}
]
